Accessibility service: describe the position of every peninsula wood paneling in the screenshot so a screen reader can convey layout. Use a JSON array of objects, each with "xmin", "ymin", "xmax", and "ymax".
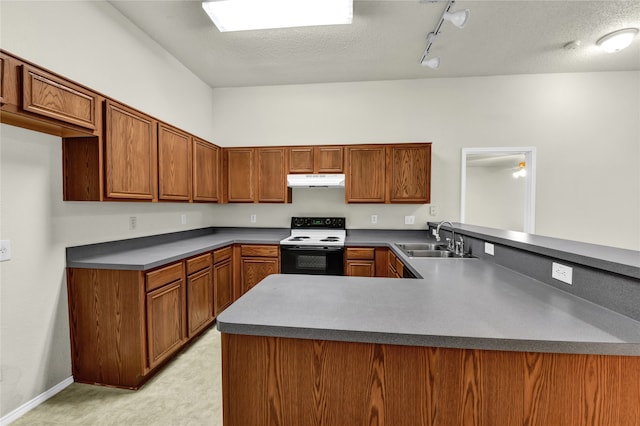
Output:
[{"xmin": 222, "ymin": 333, "xmax": 640, "ymax": 426}]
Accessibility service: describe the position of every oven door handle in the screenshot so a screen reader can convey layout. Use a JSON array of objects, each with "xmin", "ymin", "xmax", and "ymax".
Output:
[{"xmin": 280, "ymin": 245, "xmax": 344, "ymax": 252}]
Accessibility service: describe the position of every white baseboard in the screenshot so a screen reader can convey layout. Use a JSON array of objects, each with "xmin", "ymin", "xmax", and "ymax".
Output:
[{"xmin": 1, "ymin": 376, "xmax": 74, "ymax": 426}]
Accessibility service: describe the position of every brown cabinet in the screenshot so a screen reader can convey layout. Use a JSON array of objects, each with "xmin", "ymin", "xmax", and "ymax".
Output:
[
  {"xmin": 388, "ymin": 143, "xmax": 431, "ymax": 203},
  {"xmin": 186, "ymin": 253, "xmax": 214, "ymax": 338},
  {"xmin": 213, "ymin": 246, "xmax": 233, "ymax": 316},
  {"xmin": 288, "ymin": 145, "xmax": 344, "ymax": 174},
  {"xmin": 225, "ymin": 147, "xmax": 290, "ymax": 203},
  {"xmin": 158, "ymin": 123, "xmax": 191, "ymax": 201},
  {"xmin": 345, "ymin": 247, "xmax": 376, "ymax": 277},
  {"xmin": 22, "ymin": 64, "xmax": 98, "ymax": 130},
  {"xmin": 0, "ymin": 55, "xmax": 7, "ymax": 105},
  {"xmin": 345, "ymin": 247, "xmax": 388, "ymax": 277},
  {"xmin": 257, "ymin": 147, "xmax": 289, "ymax": 203},
  {"xmin": 105, "ymin": 100, "xmax": 158, "ymax": 201},
  {"xmin": 346, "ymin": 143, "xmax": 431, "ymax": 204},
  {"xmin": 145, "ymin": 262, "xmax": 186, "ymax": 370},
  {"xmin": 345, "ymin": 145, "xmax": 386, "ymax": 203},
  {"xmin": 193, "ymin": 138, "xmax": 220, "ymax": 202},
  {"xmin": 388, "ymin": 250, "xmax": 404, "ymax": 278},
  {"xmin": 240, "ymin": 245, "xmax": 279, "ymax": 295},
  {"xmin": 225, "ymin": 148, "xmax": 255, "ymax": 202}
]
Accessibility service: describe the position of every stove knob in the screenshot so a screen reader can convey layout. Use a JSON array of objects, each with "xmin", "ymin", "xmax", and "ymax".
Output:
[
  {"xmin": 325, "ymin": 218, "xmax": 331, "ymax": 225},
  {"xmin": 293, "ymin": 218, "xmax": 303, "ymax": 227}
]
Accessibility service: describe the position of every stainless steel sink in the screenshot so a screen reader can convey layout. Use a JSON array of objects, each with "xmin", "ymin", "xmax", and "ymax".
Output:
[
  {"xmin": 394, "ymin": 243, "xmax": 472, "ymax": 259},
  {"xmin": 394, "ymin": 243, "xmax": 448, "ymax": 251}
]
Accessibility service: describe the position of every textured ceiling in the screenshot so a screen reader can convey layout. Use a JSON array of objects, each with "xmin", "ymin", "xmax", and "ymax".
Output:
[{"xmin": 109, "ymin": 0, "xmax": 640, "ymax": 88}]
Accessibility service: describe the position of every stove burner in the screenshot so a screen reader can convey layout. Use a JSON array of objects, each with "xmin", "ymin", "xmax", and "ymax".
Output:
[
  {"xmin": 320, "ymin": 237, "xmax": 340, "ymax": 242},
  {"xmin": 288, "ymin": 236, "xmax": 310, "ymax": 241}
]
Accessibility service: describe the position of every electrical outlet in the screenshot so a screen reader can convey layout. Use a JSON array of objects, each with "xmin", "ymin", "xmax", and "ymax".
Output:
[
  {"xmin": 552, "ymin": 262, "xmax": 573, "ymax": 285},
  {"xmin": 371, "ymin": 215, "xmax": 378, "ymax": 224},
  {"xmin": 129, "ymin": 216, "xmax": 137, "ymax": 230},
  {"xmin": 404, "ymin": 215, "xmax": 415, "ymax": 225},
  {"xmin": 429, "ymin": 206, "xmax": 437, "ymax": 216},
  {"xmin": 181, "ymin": 214, "xmax": 187, "ymax": 225},
  {"xmin": 484, "ymin": 242, "xmax": 494, "ymax": 256},
  {"xmin": 0, "ymin": 240, "xmax": 11, "ymax": 262},
  {"xmin": 250, "ymin": 214, "xmax": 257, "ymax": 223}
]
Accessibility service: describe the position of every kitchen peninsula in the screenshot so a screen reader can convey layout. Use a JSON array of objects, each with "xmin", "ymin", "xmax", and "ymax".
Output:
[{"xmin": 66, "ymin": 224, "xmax": 640, "ymax": 424}]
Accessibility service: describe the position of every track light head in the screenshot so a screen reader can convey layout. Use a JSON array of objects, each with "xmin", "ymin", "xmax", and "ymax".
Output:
[
  {"xmin": 421, "ymin": 56, "xmax": 440, "ymax": 69},
  {"xmin": 443, "ymin": 8, "xmax": 470, "ymax": 29}
]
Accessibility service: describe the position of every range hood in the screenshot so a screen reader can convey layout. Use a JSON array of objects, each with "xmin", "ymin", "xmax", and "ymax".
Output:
[{"xmin": 287, "ymin": 174, "xmax": 345, "ymax": 188}]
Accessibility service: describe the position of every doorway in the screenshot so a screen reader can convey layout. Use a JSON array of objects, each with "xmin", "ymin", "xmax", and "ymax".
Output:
[{"xmin": 460, "ymin": 147, "xmax": 536, "ymax": 233}]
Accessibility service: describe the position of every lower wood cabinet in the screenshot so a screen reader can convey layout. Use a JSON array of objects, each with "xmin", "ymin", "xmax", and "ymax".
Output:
[
  {"xmin": 388, "ymin": 250, "xmax": 404, "ymax": 278},
  {"xmin": 239, "ymin": 244, "xmax": 280, "ymax": 296},
  {"xmin": 345, "ymin": 247, "xmax": 388, "ymax": 277},
  {"xmin": 186, "ymin": 253, "xmax": 214, "ymax": 338},
  {"xmin": 66, "ymin": 258, "xmax": 215, "ymax": 389},
  {"xmin": 213, "ymin": 246, "xmax": 234, "ymax": 316}
]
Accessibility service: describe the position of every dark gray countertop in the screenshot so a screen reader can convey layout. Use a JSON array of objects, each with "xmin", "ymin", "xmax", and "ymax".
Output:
[
  {"xmin": 431, "ymin": 223, "xmax": 640, "ymax": 279},
  {"xmin": 217, "ymin": 265, "xmax": 640, "ymax": 355}
]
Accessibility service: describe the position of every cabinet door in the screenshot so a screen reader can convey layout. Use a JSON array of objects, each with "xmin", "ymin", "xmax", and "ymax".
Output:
[
  {"xmin": 241, "ymin": 257, "xmax": 279, "ymax": 294},
  {"xmin": 213, "ymin": 258, "xmax": 233, "ymax": 316},
  {"xmin": 187, "ymin": 267, "xmax": 213, "ymax": 337},
  {"xmin": 345, "ymin": 260, "xmax": 375, "ymax": 277},
  {"xmin": 158, "ymin": 123, "xmax": 191, "ymax": 201},
  {"xmin": 146, "ymin": 279, "xmax": 185, "ymax": 369},
  {"xmin": 21, "ymin": 65, "xmax": 97, "ymax": 130},
  {"xmin": 315, "ymin": 146, "xmax": 343, "ymax": 173},
  {"xmin": 0, "ymin": 55, "xmax": 6, "ymax": 105},
  {"xmin": 257, "ymin": 147, "xmax": 289, "ymax": 203},
  {"xmin": 288, "ymin": 147, "xmax": 314, "ymax": 173},
  {"xmin": 226, "ymin": 148, "xmax": 255, "ymax": 202},
  {"xmin": 388, "ymin": 144, "xmax": 431, "ymax": 203},
  {"xmin": 105, "ymin": 100, "xmax": 157, "ymax": 200},
  {"xmin": 193, "ymin": 138, "xmax": 220, "ymax": 202},
  {"xmin": 345, "ymin": 145, "xmax": 386, "ymax": 203}
]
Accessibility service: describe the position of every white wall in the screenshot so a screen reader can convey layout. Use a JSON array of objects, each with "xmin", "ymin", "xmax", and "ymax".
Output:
[
  {"xmin": 210, "ymin": 73, "xmax": 640, "ymax": 250},
  {"xmin": 0, "ymin": 1, "xmax": 217, "ymax": 418},
  {"xmin": 466, "ymin": 166, "xmax": 525, "ymax": 232}
]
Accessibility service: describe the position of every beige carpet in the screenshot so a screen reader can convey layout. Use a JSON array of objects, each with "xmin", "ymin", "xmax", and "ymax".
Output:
[{"xmin": 11, "ymin": 327, "xmax": 223, "ymax": 426}]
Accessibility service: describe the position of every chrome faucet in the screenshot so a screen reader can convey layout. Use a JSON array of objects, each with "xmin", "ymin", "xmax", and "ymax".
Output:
[{"xmin": 435, "ymin": 220, "xmax": 455, "ymax": 251}]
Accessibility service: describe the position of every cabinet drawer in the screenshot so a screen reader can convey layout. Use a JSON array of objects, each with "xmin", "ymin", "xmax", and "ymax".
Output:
[
  {"xmin": 22, "ymin": 65, "xmax": 97, "ymax": 129},
  {"xmin": 186, "ymin": 253, "xmax": 212, "ymax": 275},
  {"xmin": 213, "ymin": 246, "xmax": 232, "ymax": 263},
  {"xmin": 241, "ymin": 245, "xmax": 279, "ymax": 258},
  {"xmin": 146, "ymin": 262, "xmax": 184, "ymax": 292},
  {"xmin": 346, "ymin": 247, "xmax": 375, "ymax": 260}
]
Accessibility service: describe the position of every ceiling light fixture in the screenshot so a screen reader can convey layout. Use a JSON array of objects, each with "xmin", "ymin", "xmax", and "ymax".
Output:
[
  {"xmin": 596, "ymin": 28, "xmax": 639, "ymax": 53},
  {"xmin": 201, "ymin": 0, "xmax": 353, "ymax": 32},
  {"xmin": 419, "ymin": 0, "xmax": 470, "ymax": 68}
]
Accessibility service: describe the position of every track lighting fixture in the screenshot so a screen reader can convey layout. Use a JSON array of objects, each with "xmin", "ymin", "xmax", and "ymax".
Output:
[{"xmin": 419, "ymin": 0, "xmax": 470, "ymax": 68}]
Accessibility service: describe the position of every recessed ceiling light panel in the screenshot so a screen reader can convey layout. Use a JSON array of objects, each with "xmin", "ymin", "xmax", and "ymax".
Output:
[
  {"xmin": 596, "ymin": 28, "xmax": 639, "ymax": 53},
  {"xmin": 202, "ymin": 0, "xmax": 353, "ymax": 32}
]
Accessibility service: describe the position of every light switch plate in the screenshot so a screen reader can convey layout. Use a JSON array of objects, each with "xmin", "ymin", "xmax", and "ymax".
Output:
[
  {"xmin": 0, "ymin": 240, "xmax": 11, "ymax": 261},
  {"xmin": 404, "ymin": 215, "xmax": 415, "ymax": 225},
  {"xmin": 181, "ymin": 214, "xmax": 187, "ymax": 225},
  {"xmin": 429, "ymin": 206, "xmax": 437, "ymax": 216},
  {"xmin": 250, "ymin": 214, "xmax": 257, "ymax": 223}
]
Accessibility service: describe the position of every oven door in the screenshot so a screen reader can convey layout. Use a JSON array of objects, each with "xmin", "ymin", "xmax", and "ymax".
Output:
[{"xmin": 280, "ymin": 246, "xmax": 344, "ymax": 276}]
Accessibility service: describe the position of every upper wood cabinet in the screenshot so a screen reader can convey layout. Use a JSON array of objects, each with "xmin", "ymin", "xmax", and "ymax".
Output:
[
  {"xmin": 225, "ymin": 148, "xmax": 255, "ymax": 202},
  {"xmin": 345, "ymin": 145, "xmax": 386, "ymax": 203},
  {"xmin": 193, "ymin": 138, "xmax": 220, "ymax": 202},
  {"xmin": 22, "ymin": 65, "xmax": 98, "ymax": 130},
  {"xmin": 158, "ymin": 123, "xmax": 192, "ymax": 201},
  {"xmin": 105, "ymin": 100, "xmax": 158, "ymax": 201},
  {"xmin": 388, "ymin": 143, "xmax": 431, "ymax": 203},
  {"xmin": 258, "ymin": 147, "xmax": 289, "ymax": 203},
  {"xmin": 288, "ymin": 145, "xmax": 343, "ymax": 174},
  {"xmin": 225, "ymin": 147, "xmax": 290, "ymax": 203}
]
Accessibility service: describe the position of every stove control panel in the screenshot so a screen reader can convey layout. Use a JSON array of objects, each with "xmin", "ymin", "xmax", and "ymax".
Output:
[{"xmin": 291, "ymin": 217, "xmax": 345, "ymax": 229}]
